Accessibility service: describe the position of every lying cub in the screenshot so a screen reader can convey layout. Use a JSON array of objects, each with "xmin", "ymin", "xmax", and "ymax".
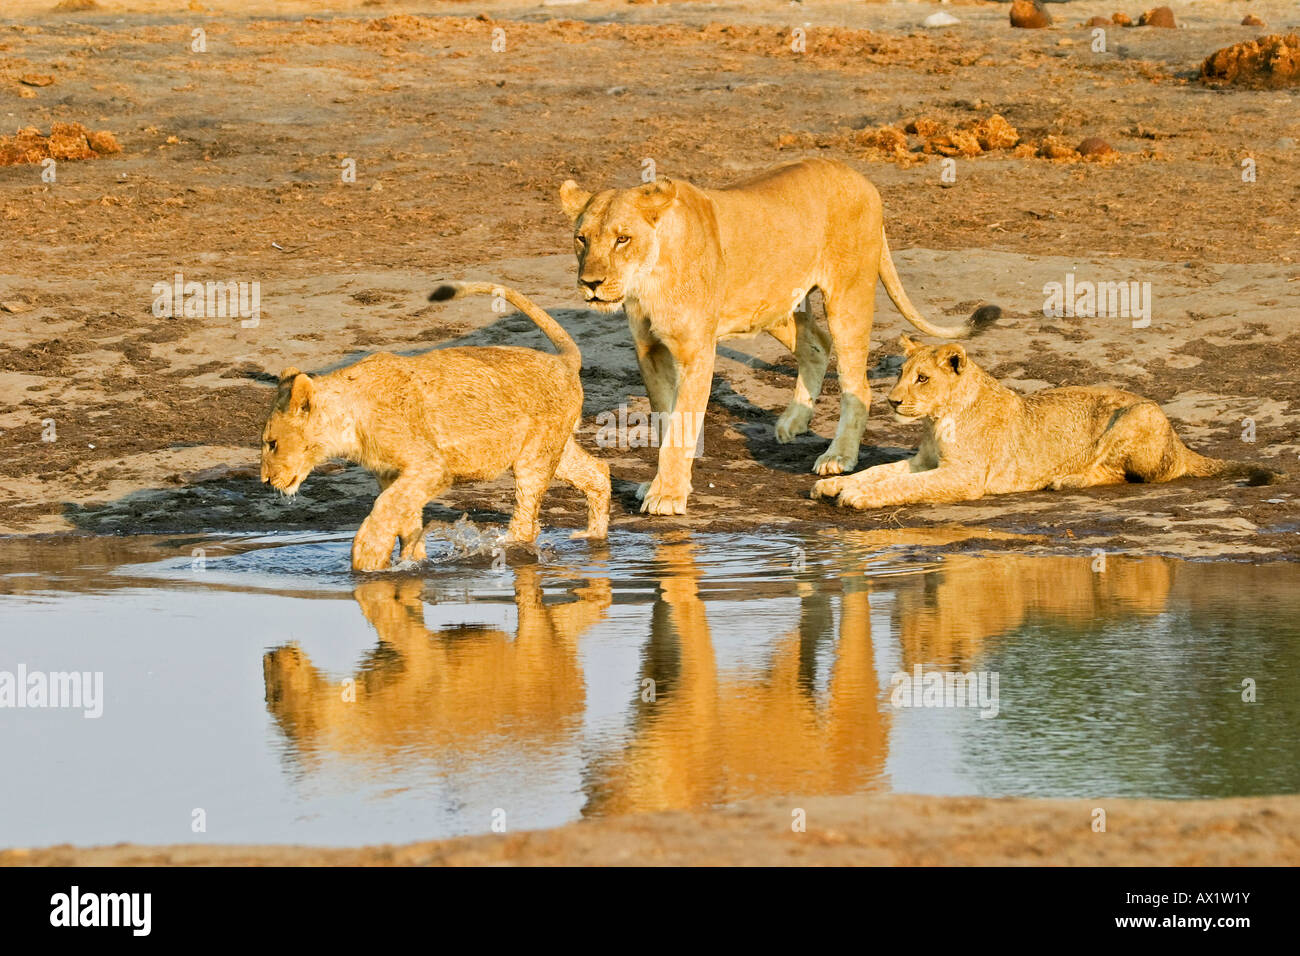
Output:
[
  {"xmin": 260, "ymin": 283, "xmax": 610, "ymax": 571},
  {"xmin": 813, "ymin": 335, "xmax": 1282, "ymax": 510}
]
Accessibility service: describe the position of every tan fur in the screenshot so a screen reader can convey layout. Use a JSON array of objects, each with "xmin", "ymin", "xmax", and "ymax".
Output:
[
  {"xmin": 259, "ymin": 283, "xmax": 610, "ymax": 571},
  {"xmin": 560, "ymin": 157, "xmax": 994, "ymax": 515},
  {"xmin": 812, "ymin": 335, "xmax": 1283, "ymax": 509}
]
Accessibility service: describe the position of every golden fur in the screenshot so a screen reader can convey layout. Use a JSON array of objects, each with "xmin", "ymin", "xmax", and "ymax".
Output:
[
  {"xmin": 813, "ymin": 335, "xmax": 1282, "ymax": 509},
  {"xmin": 260, "ymin": 283, "xmax": 609, "ymax": 571},
  {"xmin": 560, "ymin": 157, "xmax": 995, "ymax": 514}
]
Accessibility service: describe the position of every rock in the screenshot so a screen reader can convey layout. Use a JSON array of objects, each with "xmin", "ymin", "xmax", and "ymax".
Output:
[
  {"xmin": 19, "ymin": 74, "xmax": 55, "ymax": 87},
  {"xmin": 1085, "ymin": 16, "xmax": 1111, "ymax": 28},
  {"xmin": 1077, "ymin": 137, "xmax": 1116, "ymax": 157},
  {"xmin": 923, "ymin": 12, "xmax": 961, "ymax": 28},
  {"xmin": 1242, "ymin": 15, "xmax": 1266, "ymax": 28},
  {"xmin": 1112, "ymin": 12, "xmax": 1133, "ymax": 27},
  {"xmin": 1010, "ymin": 0, "xmax": 1052, "ymax": 29},
  {"xmin": 0, "ymin": 301, "xmax": 32, "ymax": 314},
  {"xmin": 1202, "ymin": 33, "xmax": 1300, "ymax": 89},
  {"xmin": 1138, "ymin": 6, "xmax": 1175, "ymax": 28}
]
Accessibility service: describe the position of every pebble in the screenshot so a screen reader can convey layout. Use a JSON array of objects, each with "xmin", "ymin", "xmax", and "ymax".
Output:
[{"xmin": 1010, "ymin": 0, "xmax": 1052, "ymax": 29}]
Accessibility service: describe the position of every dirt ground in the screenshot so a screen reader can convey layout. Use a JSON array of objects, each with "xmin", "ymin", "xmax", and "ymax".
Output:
[
  {"xmin": 1, "ymin": 0, "xmax": 1298, "ymax": 866},
  {"xmin": 7, "ymin": 792, "xmax": 1299, "ymax": 865}
]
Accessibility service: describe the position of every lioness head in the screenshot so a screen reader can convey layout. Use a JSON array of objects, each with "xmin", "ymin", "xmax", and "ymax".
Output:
[
  {"xmin": 888, "ymin": 336, "xmax": 973, "ymax": 421},
  {"xmin": 260, "ymin": 367, "xmax": 320, "ymax": 495},
  {"xmin": 559, "ymin": 178, "xmax": 677, "ymax": 312}
]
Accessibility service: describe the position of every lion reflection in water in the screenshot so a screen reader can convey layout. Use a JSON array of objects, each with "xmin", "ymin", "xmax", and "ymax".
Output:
[
  {"xmin": 262, "ymin": 565, "xmax": 610, "ymax": 766},
  {"xmin": 262, "ymin": 533, "xmax": 1177, "ymax": 814}
]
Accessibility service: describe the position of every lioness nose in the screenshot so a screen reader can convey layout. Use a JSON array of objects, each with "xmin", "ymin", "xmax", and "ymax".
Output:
[{"xmin": 580, "ymin": 278, "xmax": 603, "ymax": 291}]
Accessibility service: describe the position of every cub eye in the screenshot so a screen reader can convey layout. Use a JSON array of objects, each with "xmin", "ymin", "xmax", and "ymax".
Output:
[
  {"xmin": 576, "ymin": 235, "xmax": 587, "ymax": 247},
  {"xmin": 266, "ymin": 439, "xmax": 278, "ymax": 453},
  {"xmin": 915, "ymin": 374, "xmax": 929, "ymax": 384},
  {"xmin": 615, "ymin": 236, "xmax": 630, "ymax": 246}
]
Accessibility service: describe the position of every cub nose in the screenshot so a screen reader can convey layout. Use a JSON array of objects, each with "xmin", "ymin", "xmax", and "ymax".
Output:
[
  {"xmin": 888, "ymin": 398, "xmax": 902, "ymax": 410},
  {"xmin": 580, "ymin": 278, "xmax": 603, "ymax": 291}
]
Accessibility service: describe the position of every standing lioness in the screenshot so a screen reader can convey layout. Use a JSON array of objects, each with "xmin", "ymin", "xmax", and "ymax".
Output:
[
  {"xmin": 812, "ymin": 336, "xmax": 1282, "ymax": 509},
  {"xmin": 260, "ymin": 283, "xmax": 610, "ymax": 571},
  {"xmin": 560, "ymin": 157, "xmax": 996, "ymax": 515}
]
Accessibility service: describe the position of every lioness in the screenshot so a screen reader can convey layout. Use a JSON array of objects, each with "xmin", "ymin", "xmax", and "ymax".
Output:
[
  {"xmin": 559, "ymin": 157, "xmax": 997, "ymax": 515},
  {"xmin": 260, "ymin": 283, "xmax": 610, "ymax": 571},
  {"xmin": 812, "ymin": 335, "xmax": 1282, "ymax": 509}
]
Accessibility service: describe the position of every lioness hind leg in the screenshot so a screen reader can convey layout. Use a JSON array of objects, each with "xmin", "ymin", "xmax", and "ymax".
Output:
[
  {"xmin": 815, "ymin": 279, "xmax": 876, "ymax": 475},
  {"xmin": 771, "ymin": 302, "xmax": 832, "ymax": 444},
  {"xmin": 555, "ymin": 436, "xmax": 610, "ymax": 539}
]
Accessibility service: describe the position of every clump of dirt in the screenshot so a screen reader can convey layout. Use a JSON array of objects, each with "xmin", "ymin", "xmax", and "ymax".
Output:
[
  {"xmin": 1202, "ymin": 34, "xmax": 1300, "ymax": 89},
  {"xmin": 787, "ymin": 114, "xmax": 1023, "ymax": 165},
  {"xmin": 51, "ymin": 0, "xmax": 100, "ymax": 10},
  {"xmin": 0, "ymin": 123, "xmax": 121, "ymax": 166},
  {"xmin": 1138, "ymin": 6, "xmax": 1176, "ymax": 28}
]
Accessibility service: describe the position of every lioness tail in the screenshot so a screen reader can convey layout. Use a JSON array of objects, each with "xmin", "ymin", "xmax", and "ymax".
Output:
[
  {"xmin": 1184, "ymin": 451, "xmax": 1285, "ymax": 487},
  {"xmin": 429, "ymin": 282, "xmax": 581, "ymax": 372},
  {"xmin": 878, "ymin": 226, "xmax": 1000, "ymax": 338}
]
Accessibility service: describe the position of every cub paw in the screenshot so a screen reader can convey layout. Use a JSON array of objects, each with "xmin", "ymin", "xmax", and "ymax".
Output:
[
  {"xmin": 813, "ymin": 448, "xmax": 858, "ymax": 476},
  {"xmin": 811, "ymin": 476, "xmax": 846, "ymax": 500}
]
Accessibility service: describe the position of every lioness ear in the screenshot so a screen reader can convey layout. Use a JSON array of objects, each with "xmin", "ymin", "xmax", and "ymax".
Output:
[
  {"xmin": 559, "ymin": 179, "xmax": 591, "ymax": 221},
  {"xmin": 935, "ymin": 344, "xmax": 968, "ymax": 375},
  {"xmin": 898, "ymin": 334, "xmax": 921, "ymax": 356},
  {"xmin": 285, "ymin": 372, "xmax": 314, "ymax": 415},
  {"xmin": 638, "ymin": 178, "xmax": 677, "ymax": 223}
]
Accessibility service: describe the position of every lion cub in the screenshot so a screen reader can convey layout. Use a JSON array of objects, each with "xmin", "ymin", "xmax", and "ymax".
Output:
[
  {"xmin": 260, "ymin": 283, "xmax": 610, "ymax": 571},
  {"xmin": 813, "ymin": 335, "xmax": 1281, "ymax": 510}
]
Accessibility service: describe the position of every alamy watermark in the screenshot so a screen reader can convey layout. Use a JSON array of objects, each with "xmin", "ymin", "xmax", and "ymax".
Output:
[
  {"xmin": 1043, "ymin": 272, "xmax": 1151, "ymax": 328},
  {"xmin": 0, "ymin": 665, "xmax": 103, "ymax": 718},
  {"xmin": 889, "ymin": 666, "xmax": 999, "ymax": 718},
  {"xmin": 151, "ymin": 272, "xmax": 260, "ymax": 327},
  {"xmin": 595, "ymin": 404, "xmax": 706, "ymax": 458}
]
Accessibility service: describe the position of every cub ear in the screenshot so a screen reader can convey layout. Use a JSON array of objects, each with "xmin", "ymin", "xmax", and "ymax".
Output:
[
  {"xmin": 934, "ymin": 343, "xmax": 968, "ymax": 375},
  {"xmin": 638, "ymin": 178, "xmax": 677, "ymax": 223},
  {"xmin": 277, "ymin": 370, "xmax": 314, "ymax": 415},
  {"xmin": 559, "ymin": 179, "xmax": 592, "ymax": 221},
  {"xmin": 897, "ymin": 334, "xmax": 922, "ymax": 356}
]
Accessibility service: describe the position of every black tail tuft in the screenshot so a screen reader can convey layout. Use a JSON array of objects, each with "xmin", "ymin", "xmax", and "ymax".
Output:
[
  {"xmin": 1245, "ymin": 467, "xmax": 1285, "ymax": 487},
  {"xmin": 969, "ymin": 304, "xmax": 1001, "ymax": 333},
  {"xmin": 428, "ymin": 284, "xmax": 458, "ymax": 303}
]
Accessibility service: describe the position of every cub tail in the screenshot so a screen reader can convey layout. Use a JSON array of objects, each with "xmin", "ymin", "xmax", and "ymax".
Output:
[
  {"xmin": 1183, "ymin": 451, "xmax": 1285, "ymax": 487},
  {"xmin": 429, "ymin": 282, "xmax": 581, "ymax": 372}
]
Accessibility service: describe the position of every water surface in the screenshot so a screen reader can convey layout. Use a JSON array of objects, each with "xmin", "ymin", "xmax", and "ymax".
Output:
[{"xmin": 1, "ymin": 528, "xmax": 1297, "ymax": 848}]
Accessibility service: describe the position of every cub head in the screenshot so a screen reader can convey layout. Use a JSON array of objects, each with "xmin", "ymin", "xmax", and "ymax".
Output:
[
  {"xmin": 260, "ymin": 367, "xmax": 319, "ymax": 495},
  {"xmin": 888, "ymin": 336, "xmax": 973, "ymax": 421},
  {"xmin": 559, "ymin": 178, "xmax": 677, "ymax": 312}
]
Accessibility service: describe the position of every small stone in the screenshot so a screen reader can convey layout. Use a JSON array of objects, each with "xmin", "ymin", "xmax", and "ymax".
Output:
[
  {"xmin": 19, "ymin": 74, "xmax": 55, "ymax": 87},
  {"xmin": 1086, "ymin": 17, "xmax": 1111, "ymax": 28},
  {"xmin": 0, "ymin": 300, "xmax": 31, "ymax": 314},
  {"xmin": 1010, "ymin": 0, "xmax": 1052, "ymax": 29},
  {"xmin": 923, "ymin": 12, "xmax": 960, "ymax": 28},
  {"xmin": 1138, "ymin": 6, "xmax": 1176, "ymax": 28},
  {"xmin": 1242, "ymin": 15, "xmax": 1266, "ymax": 28},
  {"xmin": 1113, "ymin": 12, "xmax": 1133, "ymax": 27}
]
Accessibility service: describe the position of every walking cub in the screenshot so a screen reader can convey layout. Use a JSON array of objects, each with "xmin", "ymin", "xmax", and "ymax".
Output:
[
  {"xmin": 812, "ymin": 335, "xmax": 1281, "ymax": 510},
  {"xmin": 260, "ymin": 283, "xmax": 610, "ymax": 571}
]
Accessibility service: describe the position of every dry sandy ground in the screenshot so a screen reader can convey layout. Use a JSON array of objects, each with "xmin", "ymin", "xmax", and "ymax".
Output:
[
  {"xmin": 2, "ymin": 1, "xmax": 1298, "ymax": 866},
  {"xmin": 6, "ymin": 793, "xmax": 1299, "ymax": 865}
]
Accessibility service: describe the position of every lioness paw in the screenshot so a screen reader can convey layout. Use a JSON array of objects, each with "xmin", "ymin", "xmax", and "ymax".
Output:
[
  {"xmin": 811, "ymin": 476, "xmax": 847, "ymax": 500},
  {"xmin": 641, "ymin": 489, "xmax": 688, "ymax": 515},
  {"xmin": 775, "ymin": 405, "xmax": 813, "ymax": 444}
]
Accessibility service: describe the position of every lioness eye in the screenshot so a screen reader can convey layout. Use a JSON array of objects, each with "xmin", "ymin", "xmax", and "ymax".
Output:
[
  {"xmin": 576, "ymin": 235, "xmax": 587, "ymax": 246},
  {"xmin": 916, "ymin": 374, "xmax": 929, "ymax": 384},
  {"xmin": 266, "ymin": 439, "xmax": 278, "ymax": 452},
  {"xmin": 615, "ymin": 236, "xmax": 630, "ymax": 246}
]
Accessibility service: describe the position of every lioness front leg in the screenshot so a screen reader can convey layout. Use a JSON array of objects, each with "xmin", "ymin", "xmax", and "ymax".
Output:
[
  {"xmin": 820, "ymin": 466, "xmax": 982, "ymax": 510},
  {"xmin": 642, "ymin": 349, "xmax": 714, "ymax": 515}
]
